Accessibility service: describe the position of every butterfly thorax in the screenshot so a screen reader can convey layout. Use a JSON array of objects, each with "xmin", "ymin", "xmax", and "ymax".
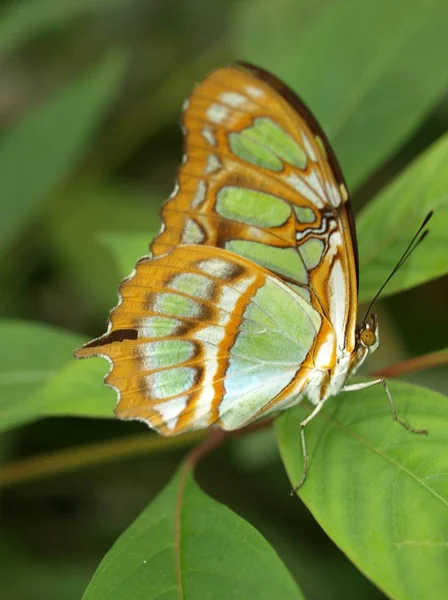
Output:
[{"xmin": 303, "ymin": 313, "xmax": 379, "ymax": 407}]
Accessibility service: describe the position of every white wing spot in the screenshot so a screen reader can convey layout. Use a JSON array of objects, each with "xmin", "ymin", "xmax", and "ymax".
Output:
[
  {"xmin": 325, "ymin": 181, "xmax": 341, "ymax": 207},
  {"xmin": 314, "ymin": 335, "xmax": 335, "ymax": 369},
  {"xmin": 305, "ymin": 169, "xmax": 326, "ymax": 201},
  {"xmin": 191, "ymin": 180, "xmax": 207, "ymax": 208},
  {"xmin": 286, "ymin": 173, "xmax": 324, "ymax": 208},
  {"xmin": 194, "ymin": 325, "xmax": 225, "ymax": 346},
  {"xmin": 245, "ymin": 85, "xmax": 264, "ymax": 98},
  {"xmin": 206, "ymin": 103, "xmax": 229, "ymax": 124},
  {"xmin": 154, "ymin": 396, "xmax": 188, "ymax": 430},
  {"xmin": 182, "ymin": 218, "xmax": 205, "ymax": 244},
  {"xmin": 218, "ymin": 285, "xmax": 240, "ymax": 312},
  {"xmin": 220, "ymin": 91, "xmax": 247, "ymax": 107},
  {"xmin": 301, "ymin": 132, "xmax": 317, "ymax": 162},
  {"xmin": 199, "ymin": 258, "xmax": 235, "ymax": 279},
  {"xmin": 192, "ymin": 344, "xmax": 219, "ymax": 429},
  {"xmin": 202, "ymin": 126, "xmax": 217, "ymax": 146},
  {"xmin": 204, "ymin": 154, "xmax": 221, "ymax": 174},
  {"xmin": 328, "ymin": 258, "xmax": 346, "ymax": 350},
  {"xmin": 327, "ymin": 230, "xmax": 342, "ymax": 260}
]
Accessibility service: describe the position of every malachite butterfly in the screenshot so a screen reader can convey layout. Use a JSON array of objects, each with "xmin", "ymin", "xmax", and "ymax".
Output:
[{"xmin": 75, "ymin": 62, "xmax": 426, "ymax": 487}]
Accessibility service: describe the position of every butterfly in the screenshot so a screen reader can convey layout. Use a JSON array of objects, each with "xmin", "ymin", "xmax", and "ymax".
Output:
[{"xmin": 75, "ymin": 62, "xmax": 426, "ymax": 488}]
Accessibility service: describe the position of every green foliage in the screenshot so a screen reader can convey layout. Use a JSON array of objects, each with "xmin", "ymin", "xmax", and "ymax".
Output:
[
  {"xmin": 83, "ymin": 469, "xmax": 304, "ymax": 600},
  {"xmin": 0, "ymin": 0, "xmax": 133, "ymax": 57},
  {"xmin": 0, "ymin": 54, "xmax": 127, "ymax": 254},
  {"xmin": 0, "ymin": 321, "xmax": 115, "ymax": 433},
  {"xmin": 276, "ymin": 380, "xmax": 448, "ymax": 600},
  {"xmin": 44, "ymin": 185, "xmax": 160, "ymax": 316},
  {"xmin": 0, "ymin": 0, "xmax": 447, "ymax": 599},
  {"xmin": 0, "ymin": 320, "xmax": 84, "ymax": 431},
  {"xmin": 357, "ymin": 133, "xmax": 448, "ymax": 301},
  {"xmin": 236, "ymin": 0, "xmax": 448, "ymax": 188},
  {"xmin": 100, "ymin": 230, "xmax": 156, "ymax": 278}
]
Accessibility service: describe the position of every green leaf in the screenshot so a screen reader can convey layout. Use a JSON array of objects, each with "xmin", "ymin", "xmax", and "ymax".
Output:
[
  {"xmin": 100, "ymin": 230, "xmax": 157, "ymax": 279},
  {"xmin": 0, "ymin": 53, "xmax": 127, "ymax": 254},
  {"xmin": 0, "ymin": 225, "xmax": 159, "ymax": 433},
  {"xmin": 236, "ymin": 0, "xmax": 447, "ymax": 187},
  {"xmin": 10, "ymin": 359, "xmax": 116, "ymax": 432},
  {"xmin": 83, "ymin": 468, "xmax": 305, "ymax": 600},
  {"xmin": 358, "ymin": 133, "xmax": 448, "ymax": 302},
  {"xmin": 0, "ymin": 319, "xmax": 84, "ymax": 405},
  {"xmin": 276, "ymin": 379, "xmax": 448, "ymax": 600},
  {"xmin": 0, "ymin": 0, "xmax": 133, "ymax": 57},
  {"xmin": 43, "ymin": 184, "xmax": 161, "ymax": 316},
  {"xmin": 0, "ymin": 320, "xmax": 115, "ymax": 433}
]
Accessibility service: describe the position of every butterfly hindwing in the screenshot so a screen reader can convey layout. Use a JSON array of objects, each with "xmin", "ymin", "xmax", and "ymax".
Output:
[{"xmin": 75, "ymin": 245, "xmax": 336, "ymax": 434}]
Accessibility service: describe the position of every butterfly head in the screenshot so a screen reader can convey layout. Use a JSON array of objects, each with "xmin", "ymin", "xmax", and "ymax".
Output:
[
  {"xmin": 358, "ymin": 313, "xmax": 380, "ymax": 354},
  {"xmin": 349, "ymin": 314, "xmax": 380, "ymax": 377}
]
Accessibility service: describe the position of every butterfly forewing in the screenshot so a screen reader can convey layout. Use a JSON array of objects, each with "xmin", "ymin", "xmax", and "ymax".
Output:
[
  {"xmin": 75, "ymin": 246, "xmax": 336, "ymax": 434},
  {"xmin": 153, "ymin": 63, "xmax": 358, "ymax": 356}
]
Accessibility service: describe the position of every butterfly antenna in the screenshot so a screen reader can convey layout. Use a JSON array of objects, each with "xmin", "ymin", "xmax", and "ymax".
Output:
[{"xmin": 362, "ymin": 211, "xmax": 433, "ymax": 323}]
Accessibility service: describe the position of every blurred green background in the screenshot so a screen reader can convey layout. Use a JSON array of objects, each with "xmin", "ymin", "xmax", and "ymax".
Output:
[{"xmin": 0, "ymin": 1, "xmax": 447, "ymax": 598}]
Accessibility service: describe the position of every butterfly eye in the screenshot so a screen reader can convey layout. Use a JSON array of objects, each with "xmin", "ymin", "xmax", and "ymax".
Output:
[{"xmin": 360, "ymin": 328, "xmax": 377, "ymax": 348}]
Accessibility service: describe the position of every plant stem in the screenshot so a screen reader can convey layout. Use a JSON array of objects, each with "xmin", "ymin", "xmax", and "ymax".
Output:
[
  {"xmin": 372, "ymin": 348, "xmax": 448, "ymax": 378},
  {"xmin": 0, "ymin": 430, "xmax": 202, "ymax": 487}
]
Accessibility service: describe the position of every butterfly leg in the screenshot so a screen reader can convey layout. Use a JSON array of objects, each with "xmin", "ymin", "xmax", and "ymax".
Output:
[
  {"xmin": 342, "ymin": 379, "xmax": 428, "ymax": 435},
  {"xmin": 292, "ymin": 400, "xmax": 328, "ymax": 494}
]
